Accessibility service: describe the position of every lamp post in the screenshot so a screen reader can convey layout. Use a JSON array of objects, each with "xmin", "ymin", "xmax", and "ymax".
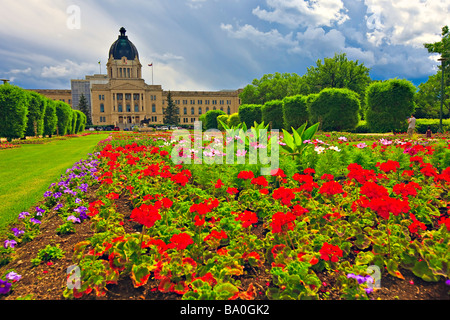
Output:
[{"xmin": 438, "ymin": 57, "xmax": 448, "ymax": 133}]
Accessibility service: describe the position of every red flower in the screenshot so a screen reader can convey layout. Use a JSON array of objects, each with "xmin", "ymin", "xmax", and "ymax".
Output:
[
  {"xmin": 169, "ymin": 232, "xmax": 194, "ymax": 250},
  {"xmin": 106, "ymin": 192, "xmax": 120, "ymax": 200},
  {"xmin": 204, "ymin": 230, "xmax": 227, "ymax": 243},
  {"xmin": 271, "ymin": 168, "xmax": 286, "ymax": 178},
  {"xmin": 87, "ymin": 200, "xmax": 105, "ymax": 217},
  {"xmin": 235, "ymin": 210, "xmax": 258, "ymax": 228},
  {"xmin": 130, "ymin": 204, "xmax": 161, "ymax": 228},
  {"xmin": 303, "ymin": 168, "xmax": 315, "ymax": 175},
  {"xmin": 215, "ymin": 179, "xmax": 224, "ymax": 188},
  {"xmin": 161, "ymin": 197, "xmax": 173, "ymax": 209},
  {"xmin": 291, "ymin": 204, "xmax": 309, "ymax": 217},
  {"xmin": 319, "ymin": 180, "xmax": 345, "ymax": 196},
  {"xmin": 360, "ymin": 181, "xmax": 389, "ymax": 199},
  {"xmin": 376, "ymin": 160, "xmax": 400, "ymax": 173},
  {"xmin": 393, "ymin": 182, "xmax": 421, "ymax": 199},
  {"xmin": 251, "ymin": 176, "xmax": 268, "ymax": 187},
  {"xmin": 270, "ymin": 211, "xmax": 296, "ymax": 234},
  {"xmin": 319, "ymin": 242, "xmax": 343, "ymax": 262},
  {"xmin": 226, "ymin": 187, "xmax": 239, "ymax": 195},
  {"xmin": 347, "ymin": 163, "xmax": 378, "ymax": 184},
  {"xmin": 237, "ymin": 170, "xmax": 254, "ymax": 180},
  {"xmin": 408, "ymin": 213, "xmax": 426, "ymax": 234},
  {"xmin": 272, "ymin": 186, "xmax": 295, "ymax": 206},
  {"xmin": 292, "ymin": 173, "xmax": 319, "ymax": 192}
]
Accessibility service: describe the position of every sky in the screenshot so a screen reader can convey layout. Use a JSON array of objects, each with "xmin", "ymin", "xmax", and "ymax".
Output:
[{"xmin": 0, "ymin": 0, "xmax": 448, "ymax": 92}]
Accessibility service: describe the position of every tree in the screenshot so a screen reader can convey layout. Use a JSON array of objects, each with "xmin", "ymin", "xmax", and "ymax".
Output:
[
  {"xmin": 238, "ymin": 104, "xmax": 262, "ymax": 128},
  {"xmin": 308, "ymin": 88, "xmax": 361, "ymax": 132},
  {"xmin": 423, "ymin": 25, "xmax": 450, "ymax": 119},
  {"xmin": 262, "ymin": 100, "xmax": 284, "ymax": 130},
  {"xmin": 43, "ymin": 100, "xmax": 58, "ymax": 138},
  {"xmin": 78, "ymin": 94, "xmax": 92, "ymax": 126},
  {"xmin": 415, "ymin": 72, "xmax": 449, "ymax": 118},
  {"xmin": 25, "ymin": 91, "xmax": 47, "ymax": 137},
  {"xmin": 282, "ymin": 95, "xmax": 309, "ymax": 130},
  {"xmin": 0, "ymin": 84, "xmax": 29, "ymax": 141},
  {"xmin": 163, "ymin": 91, "xmax": 179, "ymax": 125},
  {"xmin": 365, "ymin": 79, "xmax": 416, "ymax": 133},
  {"xmin": 239, "ymin": 72, "xmax": 308, "ymax": 105}
]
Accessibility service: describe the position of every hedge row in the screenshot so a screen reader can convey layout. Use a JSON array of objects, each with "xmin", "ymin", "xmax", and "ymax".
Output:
[{"xmin": 0, "ymin": 84, "xmax": 86, "ymax": 142}]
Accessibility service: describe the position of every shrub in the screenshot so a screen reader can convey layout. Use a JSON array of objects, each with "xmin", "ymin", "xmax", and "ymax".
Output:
[
  {"xmin": 308, "ymin": 88, "xmax": 361, "ymax": 132},
  {"xmin": 43, "ymin": 100, "xmax": 58, "ymax": 137},
  {"xmin": 282, "ymin": 94, "xmax": 309, "ymax": 131},
  {"xmin": 69, "ymin": 109, "xmax": 78, "ymax": 134},
  {"xmin": 25, "ymin": 91, "xmax": 47, "ymax": 137},
  {"xmin": 228, "ymin": 113, "xmax": 241, "ymax": 127},
  {"xmin": 55, "ymin": 101, "xmax": 73, "ymax": 136},
  {"xmin": 365, "ymin": 79, "xmax": 416, "ymax": 133},
  {"xmin": 262, "ymin": 100, "xmax": 284, "ymax": 130},
  {"xmin": 217, "ymin": 114, "xmax": 229, "ymax": 130},
  {"xmin": 203, "ymin": 110, "xmax": 226, "ymax": 130},
  {"xmin": 238, "ymin": 104, "xmax": 262, "ymax": 128},
  {"xmin": 0, "ymin": 84, "xmax": 29, "ymax": 142}
]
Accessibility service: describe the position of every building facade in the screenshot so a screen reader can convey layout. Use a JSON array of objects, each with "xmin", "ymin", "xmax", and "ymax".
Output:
[
  {"xmin": 89, "ymin": 27, "xmax": 242, "ymax": 127},
  {"xmin": 31, "ymin": 27, "xmax": 242, "ymax": 128}
]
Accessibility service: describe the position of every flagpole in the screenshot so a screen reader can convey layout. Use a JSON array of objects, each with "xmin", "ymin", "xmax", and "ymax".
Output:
[
  {"xmin": 149, "ymin": 63, "xmax": 154, "ymax": 85},
  {"xmin": 98, "ymin": 61, "xmax": 101, "ymax": 74}
]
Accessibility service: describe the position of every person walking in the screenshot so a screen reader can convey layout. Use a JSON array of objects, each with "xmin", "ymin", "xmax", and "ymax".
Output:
[{"xmin": 407, "ymin": 115, "xmax": 416, "ymax": 138}]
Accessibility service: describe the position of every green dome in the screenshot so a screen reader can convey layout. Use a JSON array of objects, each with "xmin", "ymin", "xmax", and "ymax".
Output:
[{"xmin": 109, "ymin": 27, "xmax": 139, "ymax": 60}]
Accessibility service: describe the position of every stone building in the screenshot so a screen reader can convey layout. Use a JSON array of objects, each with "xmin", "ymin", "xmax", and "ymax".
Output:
[
  {"xmin": 89, "ymin": 27, "xmax": 242, "ymax": 128},
  {"xmin": 32, "ymin": 27, "xmax": 242, "ymax": 128}
]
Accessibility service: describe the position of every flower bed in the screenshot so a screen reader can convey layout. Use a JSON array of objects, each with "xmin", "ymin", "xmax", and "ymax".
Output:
[{"xmin": 1, "ymin": 130, "xmax": 449, "ymax": 300}]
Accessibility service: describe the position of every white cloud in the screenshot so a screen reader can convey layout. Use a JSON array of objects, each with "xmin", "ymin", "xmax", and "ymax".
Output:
[
  {"xmin": 364, "ymin": 0, "xmax": 449, "ymax": 47},
  {"xmin": 220, "ymin": 23, "xmax": 296, "ymax": 47},
  {"xmin": 41, "ymin": 59, "xmax": 96, "ymax": 79},
  {"xmin": 252, "ymin": 0, "xmax": 349, "ymax": 28}
]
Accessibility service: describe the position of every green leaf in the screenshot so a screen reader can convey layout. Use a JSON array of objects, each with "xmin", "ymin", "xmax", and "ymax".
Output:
[
  {"xmin": 302, "ymin": 122, "xmax": 319, "ymax": 141},
  {"xmin": 412, "ymin": 260, "xmax": 440, "ymax": 282}
]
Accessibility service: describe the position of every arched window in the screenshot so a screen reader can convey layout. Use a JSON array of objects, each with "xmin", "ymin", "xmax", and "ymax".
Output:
[
  {"xmin": 227, "ymin": 106, "xmax": 231, "ymax": 115},
  {"xmin": 198, "ymin": 107, "xmax": 202, "ymax": 115},
  {"xmin": 191, "ymin": 107, "xmax": 195, "ymax": 115}
]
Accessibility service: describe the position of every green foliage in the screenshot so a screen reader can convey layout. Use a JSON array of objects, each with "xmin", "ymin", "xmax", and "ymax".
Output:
[
  {"xmin": 77, "ymin": 94, "xmax": 92, "ymax": 126},
  {"xmin": 228, "ymin": 112, "xmax": 241, "ymax": 127},
  {"xmin": 282, "ymin": 95, "xmax": 309, "ymax": 131},
  {"xmin": 365, "ymin": 79, "xmax": 416, "ymax": 133},
  {"xmin": 69, "ymin": 109, "xmax": 78, "ymax": 134},
  {"xmin": 55, "ymin": 101, "xmax": 73, "ymax": 136},
  {"xmin": 238, "ymin": 104, "xmax": 262, "ymax": 128},
  {"xmin": 43, "ymin": 100, "xmax": 58, "ymax": 137},
  {"xmin": 308, "ymin": 88, "xmax": 361, "ymax": 131},
  {"xmin": 31, "ymin": 244, "xmax": 64, "ymax": 266},
  {"xmin": 25, "ymin": 91, "xmax": 47, "ymax": 137},
  {"xmin": 216, "ymin": 114, "xmax": 229, "ymax": 130},
  {"xmin": 163, "ymin": 91, "xmax": 180, "ymax": 125},
  {"xmin": 262, "ymin": 100, "xmax": 284, "ymax": 130},
  {"xmin": 281, "ymin": 122, "xmax": 319, "ymax": 159},
  {"xmin": 202, "ymin": 109, "xmax": 226, "ymax": 130},
  {"xmin": 0, "ymin": 84, "xmax": 29, "ymax": 141},
  {"xmin": 415, "ymin": 72, "xmax": 449, "ymax": 119},
  {"xmin": 239, "ymin": 72, "xmax": 308, "ymax": 105}
]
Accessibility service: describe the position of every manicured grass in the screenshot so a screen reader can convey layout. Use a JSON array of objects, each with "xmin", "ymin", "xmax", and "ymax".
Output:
[{"xmin": 0, "ymin": 134, "xmax": 109, "ymax": 233}]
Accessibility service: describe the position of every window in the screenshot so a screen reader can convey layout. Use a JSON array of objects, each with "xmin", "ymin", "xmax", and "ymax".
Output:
[
  {"xmin": 126, "ymin": 104, "xmax": 131, "ymax": 112},
  {"xmin": 118, "ymin": 104, "xmax": 123, "ymax": 112},
  {"xmin": 134, "ymin": 94, "xmax": 140, "ymax": 101},
  {"xmin": 227, "ymin": 106, "xmax": 231, "ymax": 115},
  {"xmin": 125, "ymin": 94, "xmax": 131, "ymax": 100},
  {"xmin": 198, "ymin": 107, "xmax": 202, "ymax": 115},
  {"xmin": 152, "ymin": 104, "xmax": 156, "ymax": 113},
  {"xmin": 191, "ymin": 107, "xmax": 195, "ymax": 115},
  {"xmin": 206, "ymin": 107, "xmax": 209, "ymax": 112},
  {"xmin": 100, "ymin": 104, "xmax": 105, "ymax": 113},
  {"xmin": 190, "ymin": 100, "xmax": 195, "ymax": 105},
  {"xmin": 134, "ymin": 104, "xmax": 139, "ymax": 112},
  {"xmin": 117, "ymin": 94, "xmax": 123, "ymax": 100},
  {"xmin": 184, "ymin": 107, "xmax": 187, "ymax": 115},
  {"xmin": 198, "ymin": 100, "xmax": 202, "ymax": 105}
]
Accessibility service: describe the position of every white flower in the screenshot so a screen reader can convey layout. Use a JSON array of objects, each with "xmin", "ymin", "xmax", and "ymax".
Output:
[
  {"xmin": 328, "ymin": 145, "xmax": 341, "ymax": 152},
  {"xmin": 314, "ymin": 146, "xmax": 326, "ymax": 154}
]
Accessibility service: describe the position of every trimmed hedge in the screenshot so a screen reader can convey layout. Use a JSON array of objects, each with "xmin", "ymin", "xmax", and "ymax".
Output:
[
  {"xmin": 0, "ymin": 84, "xmax": 29, "ymax": 141},
  {"xmin": 365, "ymin": 79, "xmax": 416, "ymax": 133},
  {"xmin": 308, "ymin": 88, "xmax": 360, "ymax": 132},
  {"xmin": 262, "ymin": 100, "xmax": 284, "ymax": 130},
  {"xmin": 282, "ymin": 94, "xmax": 309, "ymax": 131},
  {"xmin": 238, "ymin": 104, "xmax": 262, "ymax": 128}
]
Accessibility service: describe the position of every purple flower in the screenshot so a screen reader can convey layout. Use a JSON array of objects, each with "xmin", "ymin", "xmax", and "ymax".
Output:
[
  {"xmin": 446, "ymin": 279, "xmax": 450, "ymax": 286},
  {"xmin": 43, "ymin": 191, "xmax": 53, "ymax": 198},
  {"xmin": 0, "ymin": 279, "xmax": 12, "ymax": 295},
  {"xmin": 54, "ymin": 203, "xmax": 64, "ymax": 211},
  {"xmin": 30, "ymin": 218, "xmax": 41, "ymax": 224},
  {"xmin": 78, "ymin": 183, "xmax": 88, "ymax": 193},
  {"xmin": 4, "ymin": 239, "xmax": 17, "ymax": 249},
  {"xmin": 6, "ymin": 272, "xmax": 21, "ymax": 282},
  {"xmin": 35, "ymin": 206, "xmax": 46, "ymax": 216},
  {"xmin": 18, "ymin": 212, "xmax": 30, "ymax": 219},
  {"xmin": 11, "ymin": 228, "xmax": 24, "ymax": 237},
  {"xmin": 75, "ymin": 198, "xmax": 82, "ymax": 204},
  {"xmin": 67, "ymin": 215, "xmax": 81, "ymax": 224},
  {"xmin": 53, "ymin": 192, "xmax": 62, "ymax": 199}
]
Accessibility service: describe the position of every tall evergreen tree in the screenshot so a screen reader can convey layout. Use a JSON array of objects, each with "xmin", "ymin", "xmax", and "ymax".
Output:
[
  {"xmin": 163, "ymin": 91, "xmax": 179, "ymax": 125},
  {"xmin": 78, "ymin": 94, "xmax": 92, "ymax": 126}
]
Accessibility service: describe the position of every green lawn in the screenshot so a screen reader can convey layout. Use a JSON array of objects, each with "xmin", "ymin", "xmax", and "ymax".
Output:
[{"xmin": 0, "ymin": 134, "xmax": 109, "ymax": 233}]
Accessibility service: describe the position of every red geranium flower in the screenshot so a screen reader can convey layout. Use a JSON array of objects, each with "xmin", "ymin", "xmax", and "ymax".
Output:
[
  {"xmin": 272, "ymin": 186, "xmax": 295, "ymax": 206},
  {"xmin": 130, "ymin": 203, "xmax": 161, "ymax": 228},
  {"xmin": 237, "ymin": 170, "xmax": 254, "ymax": 180},
  {"xmin": 270, "ymin": 211, "xmax": 296, "ymax": 233},
  {"xmin": 235, "ymin": 210, "xmax": 258, "ymax": 228},
  {"xmin": 319, "ymin": 180, "xmax": 345, "ymax": 196},
  {"xmin": 169, "ymin": 232, "xmax": 194, "ymax": 250},
  {"xmin": 319, "ymin": 242, "xmax": 343, "ymax": 262}
]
